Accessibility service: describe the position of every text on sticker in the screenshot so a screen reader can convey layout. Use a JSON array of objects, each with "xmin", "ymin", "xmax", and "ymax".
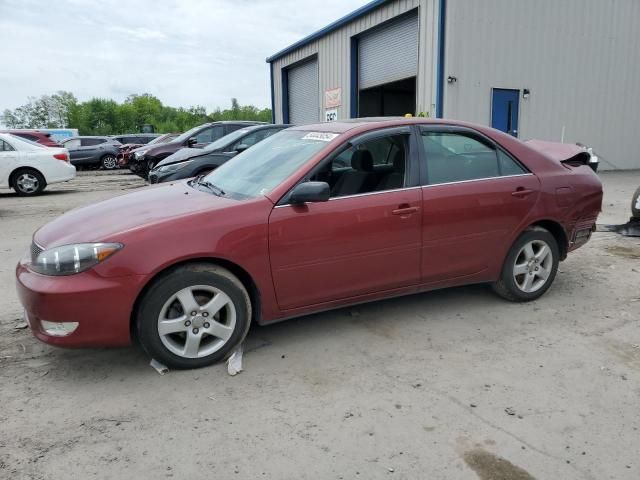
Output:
[{"xmin": 302, "ymin": 132, "xmax": 339, "ymax": 142}]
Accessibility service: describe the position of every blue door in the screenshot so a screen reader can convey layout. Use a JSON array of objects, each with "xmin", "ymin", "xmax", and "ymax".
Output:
[{"xmin": 491, "ymin": 88, "xmax": 520, "ymax": 137}]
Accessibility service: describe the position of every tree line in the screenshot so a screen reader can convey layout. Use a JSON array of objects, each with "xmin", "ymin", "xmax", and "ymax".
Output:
[{"xmin": 1, "ymin": 92, "xmax": 272, "ymax": 135}]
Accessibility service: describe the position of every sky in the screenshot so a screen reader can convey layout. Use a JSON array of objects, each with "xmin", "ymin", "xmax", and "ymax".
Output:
[{"xmin": 0, "ymin": 0, "xmax": 369, "ymax": 112}]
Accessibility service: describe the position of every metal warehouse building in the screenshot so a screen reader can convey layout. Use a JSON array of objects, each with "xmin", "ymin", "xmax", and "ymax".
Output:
[{"xmin": 267, "ymin": 0, "xmax": 640, "ymax": 170}]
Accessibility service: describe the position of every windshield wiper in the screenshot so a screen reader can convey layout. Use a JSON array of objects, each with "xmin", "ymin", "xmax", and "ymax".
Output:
[{"xmin": 192, "ymin": 175, "xmax": 225, "ymax": 196}]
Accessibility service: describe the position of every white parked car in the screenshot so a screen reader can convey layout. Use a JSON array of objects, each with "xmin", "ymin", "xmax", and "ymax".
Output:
[{"xmin": 0, "ymin": 133, "xmax": 76, "ymax": 196}]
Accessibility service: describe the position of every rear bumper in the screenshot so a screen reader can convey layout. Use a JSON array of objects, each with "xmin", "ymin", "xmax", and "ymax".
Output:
[
  {"xmin": 46, "ymin": 163, "xmax": 76, "ymax": 185},
  {"xmin": 15, "ymin": 262, "xmax": 146, "ymax": 348},
  {"xmin": 568, "ymin": 220, "xmax": 597, "ymax": 252}
]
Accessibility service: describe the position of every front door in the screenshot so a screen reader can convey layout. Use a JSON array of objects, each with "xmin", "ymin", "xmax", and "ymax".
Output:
[
  {"xmin": 0, "ymin": 139, "xmax": 19, "ymax": 186},
  {"xmin": 418, "ymin": 127, "xmax": 540, "ymax": 283},
  {"xmin": 268, "ymin": 128, "xmax": 422, "ymax": 310},
  {"xmin": 491, "ymin": 88, "xmax": 520, "ymax": 137}
]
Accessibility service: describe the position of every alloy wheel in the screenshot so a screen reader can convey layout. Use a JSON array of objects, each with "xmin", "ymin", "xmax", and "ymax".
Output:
[
  {"xmin": 102, "ymin": 156, "xmax": 117, "ymax": 169},
  {"xmin": 513, "ymin": 239, "xmax": 553, "ymax": 293},
  {"xmin": 16, "ymin": 173, "xmax": 39, "ymax": 194},
  {"xmin": 157, "ymin": 285, "xmax": 236, "ymax": 359}
]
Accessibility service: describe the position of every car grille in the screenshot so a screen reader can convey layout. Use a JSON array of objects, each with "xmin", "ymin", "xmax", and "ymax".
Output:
[
  {"xmin": 31, "ymin": 243, "xmax": 43, "ymax": 263},
  {"xmin": 149, "ymin": 174, "xmax": 158, "ymax": 184}
]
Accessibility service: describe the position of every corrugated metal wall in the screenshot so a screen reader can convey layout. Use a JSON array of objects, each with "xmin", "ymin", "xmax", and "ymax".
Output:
[
  {"xmin": 443, "ymin": 0, "xmax": 640, "ymax": 170},
  {"xmin": 270, "ymin": 0, "xmax": 440, "ymax": 124}
]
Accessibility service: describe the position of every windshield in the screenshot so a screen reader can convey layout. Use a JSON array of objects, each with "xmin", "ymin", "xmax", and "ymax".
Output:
[
  {"xmin": 202, "ymin": 128, "xmax": 252, "ymax": 152},
  {"xmin": 173, "ymin": 125, "xmax": 206, "ymax": 144},
  {"xmin": 200, "ymin": 130, "xmax": 335, "ymax": 199}
]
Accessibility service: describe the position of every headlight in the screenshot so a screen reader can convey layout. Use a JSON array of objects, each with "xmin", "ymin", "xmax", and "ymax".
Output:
[
  {"xmin": 157, "ymin": 160, "xmax": 194, "ymax": 173},
  {"xmin": 134, "ymin": 150, "xmax": 147, "ymax": 159},
  {"xmin": 30, "ymin": 243, "xmax": 123, "ymax": 276}
]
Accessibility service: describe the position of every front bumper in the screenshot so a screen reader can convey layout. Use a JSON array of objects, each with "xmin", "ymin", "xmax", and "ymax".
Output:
[{"xmin": 15, "ymin": 262, "xmax": 146, "ymax": 348}]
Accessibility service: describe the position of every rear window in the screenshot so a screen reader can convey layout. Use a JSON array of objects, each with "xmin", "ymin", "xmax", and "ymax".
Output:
[{"xmin": 15, "ymin": 133, "xmax": 39, "ymax": 142}]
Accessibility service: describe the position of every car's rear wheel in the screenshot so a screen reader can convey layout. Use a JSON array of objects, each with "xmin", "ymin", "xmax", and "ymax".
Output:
[
  {"xmin": 492, "ymin": 227, "xmax": 559, "ymax": 302},
  {"xmin": 136, "ymin": 264, "xmax": 251, "ymax": 369},
  {"xmin": 631, "ymin": 185, "xmax": 640, "ymax": 219},
  {"xmin": 11, "ymin": 169, "xmax": 46, "ymax": 196},
  {"xmin": 101, "ymin": 155, "xmax": 118, "ymax": 170}
]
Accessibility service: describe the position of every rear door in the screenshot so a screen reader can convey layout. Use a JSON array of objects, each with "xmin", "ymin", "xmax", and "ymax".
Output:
[
  {"xmin": 74, "ymin": 138, "xmax": 105, "ymax": 163},
  {"xmin": 268, "ymin": 127, "xmax": 422, "ymax": 310},
  {"xmin": 417, "ymin": 126, "xmax": 540, "ymax": 283}
]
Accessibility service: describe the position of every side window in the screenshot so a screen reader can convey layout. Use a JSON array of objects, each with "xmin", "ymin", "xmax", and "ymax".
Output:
[
  {"xmin": 226, "ymin": 124, "xmax": 245, "ymax": 135},
  {"xmin": 310, "ymin": 134, "xmax": 407, "ymax": 198},
  {"xmin": 81, "ymin": 138, "xmax": 105, "ymax": 146},
  {"xmin": 421, "ymin": 131, "xmax": 500, "ymax": 185},
  {"xmin": 233, "ymin": 130, "xmax": 269, "ymax": 150},
  {"xmin": 498, "ymin": 149, "xmax": 527, "ymax": 175},
  {"xmin": 16, "ymin": 133, "xmax": 38, "ymax": 142},
  {"xmin": 64, "ymin": 139, "xmax": 81, "ymax": 148},
  {"xmin": 0, "ymin": 139, "xmax": 15, "ymax": 151},
  {"xmin": 194, "ymin": 126, "xmax": 224, "ymax": 144}
]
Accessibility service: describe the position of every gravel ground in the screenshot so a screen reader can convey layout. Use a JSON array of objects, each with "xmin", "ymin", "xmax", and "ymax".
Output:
[{"xmin": 0, "ymin": 170, "xmax": 639, "ymax": 480}]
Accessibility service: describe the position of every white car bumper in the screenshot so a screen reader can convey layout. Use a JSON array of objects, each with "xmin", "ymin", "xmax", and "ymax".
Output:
[{"xmin": 46, "ymin": 162, "xmax": 76, "ymax": 185}]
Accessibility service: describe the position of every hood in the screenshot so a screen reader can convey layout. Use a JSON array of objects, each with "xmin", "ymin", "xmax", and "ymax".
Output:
[
  {"xmin": 156, "ymin": 147, "xmax": 204, "ymax": 167},
  {"xmin": 133, "ymin": 140, "xmax": 184, "ymax": 157},
  {"xmin": 34, "ymin": 182, "xmax": 238, "ymax": 248}
]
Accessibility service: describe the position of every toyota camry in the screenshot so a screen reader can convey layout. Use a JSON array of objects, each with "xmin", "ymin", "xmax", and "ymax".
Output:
[{"xmin": 16, "ymin": 118, "xmax": 602, "ymax": 369}]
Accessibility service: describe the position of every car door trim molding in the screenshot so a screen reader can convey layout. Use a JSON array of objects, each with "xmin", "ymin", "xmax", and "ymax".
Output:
[{"xmin": 421, "ymin": 173, "xmax": 534, "ymax": 189}]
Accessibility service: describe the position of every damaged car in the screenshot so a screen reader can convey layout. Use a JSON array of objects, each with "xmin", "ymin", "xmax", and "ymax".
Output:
[{"xmin": 16, "ymin": 118, "xmax": 603, "ymax": 369}]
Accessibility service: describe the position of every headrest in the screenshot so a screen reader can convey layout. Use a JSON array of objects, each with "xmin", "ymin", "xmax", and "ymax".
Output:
[
  {"xmin": 351, "ymin": 149, "xmax": 374, "ymax": 172},
  {"xmin": 392, "ymin": 149, "xmax": 405, "ymax": 172}
]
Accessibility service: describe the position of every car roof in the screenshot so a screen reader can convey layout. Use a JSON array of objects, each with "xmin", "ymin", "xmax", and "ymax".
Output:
[
  {"xmin": 111, "ymin": 133, "xmax": 160, "ymax": 137},
  {"xmin": 236, "ymin": 124, "xmax": 292, "ymax": 132},
  {"xmin": 208, "ymin": 121, "xmax": 269, "ymax": 125},
  {"xmin": 288, "ymin": 117, "xmax": 504, "ymax": 134},
  {"xmin": 64, "ymin": 135, "xmax": 113, "ymax": 140},
  {"xmin": 1, "ymin": 129, "xmax": 48, "ymax": 133}
]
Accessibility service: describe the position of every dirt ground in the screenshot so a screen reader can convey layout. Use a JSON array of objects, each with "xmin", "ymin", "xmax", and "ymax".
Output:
[{"xmin": 0, "ymin": 170, "xmax": 639, "ymax": 480}]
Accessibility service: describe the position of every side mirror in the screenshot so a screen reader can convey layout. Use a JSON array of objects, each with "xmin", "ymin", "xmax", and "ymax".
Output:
[
  {"xmin": 289, "ymin": 181, "xmax": 330, "ymax": 204},
  {"xmin": 187, "ymin": 138, "xmax": 197, "ymax": 146},
  {"xmin": 235, "ymin": 143, "xmax": 250, "ymax": 153}
]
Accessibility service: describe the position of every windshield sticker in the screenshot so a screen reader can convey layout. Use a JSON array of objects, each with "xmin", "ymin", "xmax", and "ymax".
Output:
[{"xmin": 302, "ymin": 132, "xmax": 339, "ymax": 142}]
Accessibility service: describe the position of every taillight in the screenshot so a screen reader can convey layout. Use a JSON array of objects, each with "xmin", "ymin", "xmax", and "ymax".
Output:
[{"xmin": 53, "ymin": 153, "xmax": 69, "ymax": 162}]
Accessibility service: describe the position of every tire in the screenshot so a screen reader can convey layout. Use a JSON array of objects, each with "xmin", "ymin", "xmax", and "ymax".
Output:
[
  {"xmin": 11, "ymin": 169, "xmax": 46, "ymax": 196},
  {"xmin": 101, "ymin": 155, "xmax": 118, "ymax": 170},
  {"xmin": 492, "ymin": 227, "xmax": 559, "ymax": 302},
  {"xmin": 631, "ymin": 185, "xmax": 640, "ymax": 219},
  {"xmin": 135, "ymin": 263, "xmax": 251, "ymax": 369}
]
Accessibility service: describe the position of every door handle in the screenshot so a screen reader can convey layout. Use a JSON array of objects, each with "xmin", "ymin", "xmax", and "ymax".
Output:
[
  {"xmin": 392, "ymin": 204, "xmax": 419, "ymax": 215},
  {"xmin": 511, "ymin": 188, "xmax": 535, "ymax": 198}
]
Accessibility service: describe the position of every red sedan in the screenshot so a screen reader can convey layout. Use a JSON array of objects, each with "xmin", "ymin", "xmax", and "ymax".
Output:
[{"xmin": 16, "ymin": 118, "xmax": 602, "ymax": 369}]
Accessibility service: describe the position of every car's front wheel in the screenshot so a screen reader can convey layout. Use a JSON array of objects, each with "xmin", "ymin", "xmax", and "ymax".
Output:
[
  {"xmin": 136, "ymin": 264, "xmax": 251, "ymax": 369},
  {"xmin": 101, "ymin": 155, "xmax": 118, "ymax": 170},
  {"xmin": 492, "ymin": 227, "xmax": 559, "ymax": 302}
]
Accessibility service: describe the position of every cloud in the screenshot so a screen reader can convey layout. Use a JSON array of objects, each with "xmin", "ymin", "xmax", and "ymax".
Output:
[{"xmin": 0, "ymin": 0, "xmax": 369, "ymax": 113}]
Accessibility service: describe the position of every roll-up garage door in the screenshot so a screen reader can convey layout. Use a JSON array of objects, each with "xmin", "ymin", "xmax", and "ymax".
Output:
[
  {"xmin": 359, "ymin": 13, "xmax": 419, "ymax": 90},
  {"xmin": 287, "ymin": 58, "xmax": 319, "ymax": 125}
]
